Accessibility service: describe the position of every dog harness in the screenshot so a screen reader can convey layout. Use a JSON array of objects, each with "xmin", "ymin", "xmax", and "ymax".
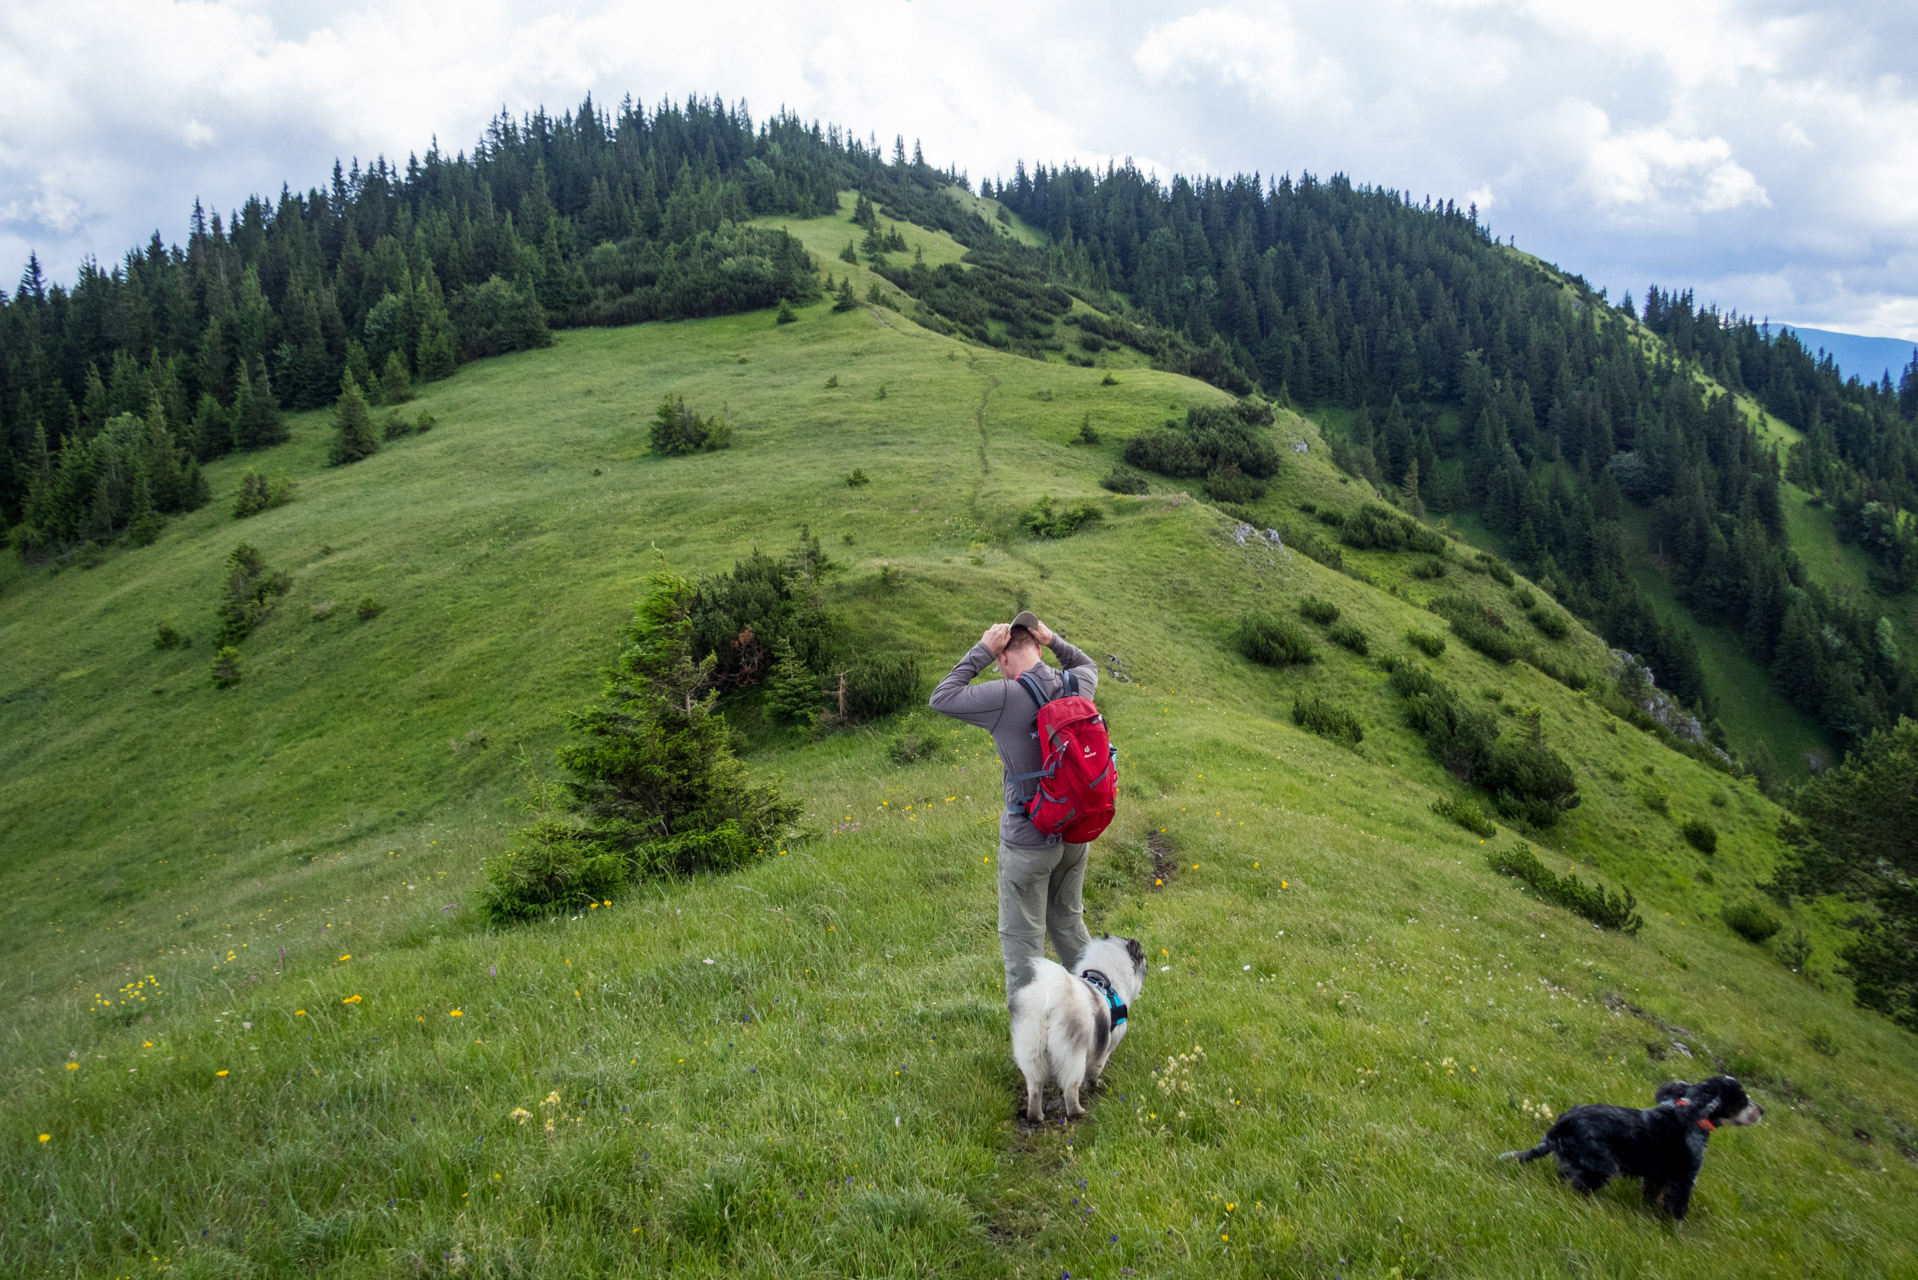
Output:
[{"xmin": 1080, "ymin": 969, "xmax": 1127, "ymax": 1028}]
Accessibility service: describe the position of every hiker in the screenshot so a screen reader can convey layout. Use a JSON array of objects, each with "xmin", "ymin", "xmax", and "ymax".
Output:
[{"xmin": 930, "ymin": 611, "xmax": 1110, "ymax": 1000}]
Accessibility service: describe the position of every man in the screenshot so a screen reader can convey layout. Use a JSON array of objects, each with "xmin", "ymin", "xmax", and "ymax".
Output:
[{"xmin": 929, "ymin": 610, "xmax": 1101, "ymax": 1000}]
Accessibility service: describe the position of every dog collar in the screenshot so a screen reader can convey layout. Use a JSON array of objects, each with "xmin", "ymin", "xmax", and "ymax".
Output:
[
  {"xmin": 1081, "ymin": 969, "xmax": 1128, "ymax": 1026},
  {"xmin": 1674, "ymin": 1099, "xmax": 1715, "ymax": 1131}
]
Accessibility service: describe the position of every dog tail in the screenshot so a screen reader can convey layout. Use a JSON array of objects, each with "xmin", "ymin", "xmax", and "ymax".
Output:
[{"xmin": 1499, "ymin": 1141, "xmax": 1552, "ymax": 1163}]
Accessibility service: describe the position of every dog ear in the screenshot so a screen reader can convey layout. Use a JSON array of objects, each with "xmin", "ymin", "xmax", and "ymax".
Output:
[
  {"xmin": 1125, "ymin": 938, "xmax": 1145, "ymax": 964},
  {"xmin": 1654, "ymin": 1081, "xmax": 1692, "ymax": 1105}
]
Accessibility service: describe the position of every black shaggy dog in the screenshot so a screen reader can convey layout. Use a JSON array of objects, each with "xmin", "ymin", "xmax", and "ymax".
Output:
[{"xmin": 1501, "ymin": 1076, "xmax": 1763, "ymax": 1219}]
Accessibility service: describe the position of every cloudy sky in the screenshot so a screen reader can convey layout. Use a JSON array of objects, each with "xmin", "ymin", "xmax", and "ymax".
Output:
[{"xmin": 4, "ymin": 0, "xmax": 1916, "ymax": 337}]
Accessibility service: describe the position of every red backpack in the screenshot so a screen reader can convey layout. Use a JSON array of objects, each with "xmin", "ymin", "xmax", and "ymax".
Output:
[{"xmin": 1012, "ymin": 669, "xmax": 1118, "ymax": 843}]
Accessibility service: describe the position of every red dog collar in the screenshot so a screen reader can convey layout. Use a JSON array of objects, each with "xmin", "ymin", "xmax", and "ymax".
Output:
[{"xmin": 1673, "ymin": 1098, "xmax": 1715, "ymax": 1130}]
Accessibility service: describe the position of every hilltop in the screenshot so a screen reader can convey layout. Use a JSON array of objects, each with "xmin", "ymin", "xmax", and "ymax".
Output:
[{"xmin": 3, "ymin": 191, "xmax": 1916, "ymax": 1279}]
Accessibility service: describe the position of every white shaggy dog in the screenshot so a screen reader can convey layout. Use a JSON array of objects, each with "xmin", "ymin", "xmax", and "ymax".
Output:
[{"xmin": 1010, "ymin": 934, "xmax": 1147, "ymax": 1122}]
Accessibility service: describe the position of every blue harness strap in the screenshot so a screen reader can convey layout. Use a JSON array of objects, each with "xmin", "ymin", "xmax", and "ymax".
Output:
[{"xmin": 1080, "ymin": 968, "xmax": 1128, "ymax": 1027}]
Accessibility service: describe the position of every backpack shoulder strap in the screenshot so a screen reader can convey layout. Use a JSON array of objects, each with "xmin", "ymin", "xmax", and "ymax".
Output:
[
  {"xmin": 1016, "ymin": 669, "xmax": 1052, "ymax": 713},
  {"xmin": 1060, "ymin": 669, "xmax": 1078, "ymax": 698}
]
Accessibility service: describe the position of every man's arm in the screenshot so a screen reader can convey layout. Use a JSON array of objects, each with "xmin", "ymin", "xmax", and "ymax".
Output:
[
  {"xmin": 928, "ymin": 630, "xmax": 1012, "ymax": 729},
  {"xmin": 1041, "ymin": 625, "xmax": 1099, "ymax": 700}
]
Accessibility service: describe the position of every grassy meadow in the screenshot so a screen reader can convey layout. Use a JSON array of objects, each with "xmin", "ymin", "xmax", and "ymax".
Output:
[{"xmin": 3, "ymin": 198, "xmax": 1917, "ymax": 1278}]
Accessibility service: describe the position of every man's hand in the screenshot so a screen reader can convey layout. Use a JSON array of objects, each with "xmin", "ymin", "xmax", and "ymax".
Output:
[
  {"xmin": 1030, "ymin": 618, "xmax": 1055, "ymax": 646},
  {"xmin": 981, "ymin": 623, "xmax": 1011, "ymax": 655}
]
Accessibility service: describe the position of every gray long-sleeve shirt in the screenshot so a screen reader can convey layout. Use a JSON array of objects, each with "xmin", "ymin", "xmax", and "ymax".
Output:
[{"xmin": 928, "ymin": 635, "xmax": 1100, "ymax": 848}]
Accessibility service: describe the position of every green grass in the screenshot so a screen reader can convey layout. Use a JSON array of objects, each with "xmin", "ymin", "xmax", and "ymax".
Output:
[{"xmin": 3, "ymin": 201, "xmax": 1917, "ymax": 1279}]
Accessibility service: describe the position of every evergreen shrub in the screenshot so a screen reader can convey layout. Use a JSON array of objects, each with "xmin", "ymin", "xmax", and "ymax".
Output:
[
  {"xmin": 1433, "ymin": 795, "xmax": 1496, "ymax": 838},
  {"xmin": 1487, "ymin": 844, "xmax": 1642, "ymax": 934},
  {"xmin": 1681, "ymin": 817, "xmax": 1718, "ymax": 853},
  {"xmin": 1530, "ymin": 609, "xmax": 1571, "ymax": 640},
  {"xmin": 1236, "ymin": 614, "xmax": 1315, "ymax": 666},
  {"xmin": 841, "ymin": 654, "xmax": 923, "ymax": 721},
  {"xmin": 1723, "ymin": 901, "xmax": 1782, "ymax": 944},
  {"xmin": 1299, "ymin": 597, "xmax": 1340, "ymax": 625},
  {"xmin": 650, "ymin": 396, "xmax": 733, "ymax": 455},
  {"xmin": 1022, "ymin": 493, "xmax": 1102, "ymax": 538},
  {"xmin": 1339, "ymin": 503, "xmax": 1444, "ymax": 553},
  {"xmin": 1328, "ymin": 623, "xmax": 1370, "ymax": 655},
  {"xmin": 357, "ymin": 596, "xmax": 384, "ymax": 621},
  {"xmin": 216, "ymin": 543, "xmax": 290, "ymax": 643},
  {"xmin": 1293, "ymin": 695, "xmax": 1363, "ymax": 747},
  {"xmin": 1100, "ymin": 468, "xmax": 1149, "ymax": 495},
  {"xmin": 1406, "ymin": 628, "xmax": 1447, "ymax": 658},
  {"xmin": 153, "ymin": 622, "xmax": 188, "ymax": 651},
  {"xmin": 209, "ymin": 646, "xmax": 243, "ymax": 689}
]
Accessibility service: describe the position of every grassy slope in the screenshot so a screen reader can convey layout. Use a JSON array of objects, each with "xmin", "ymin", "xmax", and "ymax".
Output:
[{"xmin": 2, "ymin": 203, "xmax": 1916, "ymax": 1279}]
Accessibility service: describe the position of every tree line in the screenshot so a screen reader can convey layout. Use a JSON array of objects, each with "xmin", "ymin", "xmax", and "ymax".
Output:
[
  {"xmin": 987, "ymin": 161, "xmax": 1918, "ymax": 756},
  {"xmin": 0, "ymin": 96, "xmax": 968, "ymax": 554}
]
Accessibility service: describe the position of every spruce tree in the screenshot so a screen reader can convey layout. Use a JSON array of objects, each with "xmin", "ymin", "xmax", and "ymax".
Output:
[
  {"xmin": 832, "ymin": 278, "xmax": 858, "ymax": 312},
  {"xmin": 232, "ymin": 358, "xmax": 287, "ymax": 450},
  {"xmin": 126, "ymin": 469, "xmax": 163, "ymax": 545},
  {"xmin": 763, "ymin": 637, "xmax": 822, "ymax": 725},
  {"xmin": 380, "ymin": 351, "xmax": 413, "ymax": 404},
  {"xmin": 330, "ymin": 375, "xmax": 380, "ymax": 465}
]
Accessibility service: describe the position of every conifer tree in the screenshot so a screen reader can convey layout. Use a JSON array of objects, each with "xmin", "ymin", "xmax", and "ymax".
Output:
[
  {"xmin": 763, "ymin": 637, "xmax": 822, "ymax": 726},
  {"xmin": 380, "ymin": 351, "xmax": 413, "ymax": 404},
  {"xmin": 832, "ymin": 277, "xmax": 858, "ymax": 313},
  {"xmin": 330, "ymin": 374, "xmax": 380, "ymax": 465},
  {"xmin": 126, "ymin": 469, "xmax": 163, "ymax": 546},
  {"xmin": 232, "ymin": 358, "xmax": 287, "ymax": 450}
]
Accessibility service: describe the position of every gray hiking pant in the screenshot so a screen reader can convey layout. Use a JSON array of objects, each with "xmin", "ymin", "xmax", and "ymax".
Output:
[{"xmin": 998, "ymin": 841, "xmax": 1092, "ymax": 1001}]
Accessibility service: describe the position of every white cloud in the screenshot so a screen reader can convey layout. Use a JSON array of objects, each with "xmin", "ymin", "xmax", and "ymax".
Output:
[{"xmin": 1, "ymin": 0, "xmax": 1916, "ymax": 338}]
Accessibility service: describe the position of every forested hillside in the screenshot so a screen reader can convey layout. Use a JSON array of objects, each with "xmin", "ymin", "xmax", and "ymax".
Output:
[{"xmin": 12, "ymin": 106, "xmax": 1918, "ymax": 771}]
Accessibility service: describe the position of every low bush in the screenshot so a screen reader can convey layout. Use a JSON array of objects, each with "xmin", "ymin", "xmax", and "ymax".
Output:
[
  {"xmin": 1410, "ymin": 557, "xmax": 1448, "ymax": 579},
  {"xmin": 1338, "ymin": 503, "xmax": 1446, "ymax": 554},
  {"xmin": 1475, "ymin": 552, "xmax": 1515, "ymax": 586},
  {"xmin": 1431, "ymin": 594, "xmax": 1525, "ymax": 664},
  {"xmin": 1069, "ymin": 414, "xmax": 1101, "ymax": 445},
  {"xmin": 153, "ymin": 622, "xmax": 188, "ymax": 651},
  {"xmin": 1723, "ymin": 901, "xmax": 1782, "ymax": 944},
  {"xmin": 1389, "ymin": 665, "xmax": 1580, "ymax": 826},
  {"xmin": 1327, "ymin": 623, "xmax": 1369, "ymax": 655},
  {"xmin": 357, "ymin": 596, "xmax": 385, "ymax": 621},
  {"xmin": 482, "ymin": 812, "xmax": 627, "ymax": 922},
  {"xmin": 1123, "ymin": 429, "xmax": 1205, "ymax": 477},
  {"xmin": 1530, "ymin": 609, "xmax": 1571, "ymax": 640},
  {"xmin": 1511, "ymin": 586, "xmax": 1536, "ymax": 609},
  {"xmin": 1405, "ymin": 628, "xmax": 1447, "ymax": 658},
  {"xmin": 1680, "ymin": 817, "xmax": 1718, "ymax": 853},
  {"xmin": 209, "ymin": 645, "xmax": 243, "ymax": 689},
  {"xmin": 414, "ymin": 410, "xmax": 437, "ymax": 432},
  {"xmin": 1236, "ymin": 613, "xmax": 1316, "ymax": 666},
  {"xmin": 628, "ymin": 820, "xmax": 758, "ymax": 880},
  {"xmin": 846, "ymin": 468, "xmax": 870, "ymax": 487},
  {"xmin": 1487, "ymin": 844, "xmax": 1643, "ymax": 933},
  {"xmin": 1022, "ymin": 493, "xmax": 1103, "ymax": 538},
  {"xmin": 1433, "ymin": 795, "xmax": 1496, "ymax": 838},
  {"xmin": 650, "ymin": 395, "xmax": 733, "ymax": 455},
  {"xmin": 1100, "ymin": 467, "xmax": 1150, "ymax": 495},
  {"xmin": 1293, "ymin": 694, "xmax": 1363, "ymax": 747},
  {"xmin": 232, "ymin": 471, "xmax": 293, "ymax": 518},
  {"xmin": 1299, "ymin": 596, "xmax": 1341, "ymax": 625},
  {"xmin": 839, "ymin": 653, "xmax": 923, "ymax": 721},
  {"xmin": 1202, "ymin": 464, "xmax": 1266, "ymax": 504},
  {"xmin": 382, "ymin": 410, "xmax": 412, "ymax": 440},
  {"xmin": 889, "ymin": 730, "xmax": 949, "ymax": 765}
]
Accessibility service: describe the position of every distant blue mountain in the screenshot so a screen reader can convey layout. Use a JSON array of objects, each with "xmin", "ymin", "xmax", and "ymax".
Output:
[{"xmin": 1771, "ymin": 324, "xmax": 1917, "ymax": 386}]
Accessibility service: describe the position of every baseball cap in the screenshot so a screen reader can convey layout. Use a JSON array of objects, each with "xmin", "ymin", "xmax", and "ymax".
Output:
[{"xmin": 1010, "ymin": 610, "xmax": 1041, "ymax": 632}]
